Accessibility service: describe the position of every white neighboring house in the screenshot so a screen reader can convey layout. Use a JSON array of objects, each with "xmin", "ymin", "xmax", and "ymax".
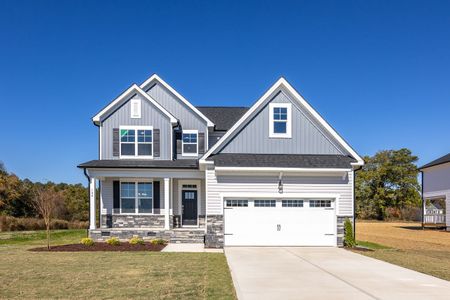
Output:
[
  {"xmin": 78, "ymin": 74, "xmax": 364, "ymax": 248},
  {"xmin": 420, "ymin": 153, "xmax": 450, "ymax": 230}
]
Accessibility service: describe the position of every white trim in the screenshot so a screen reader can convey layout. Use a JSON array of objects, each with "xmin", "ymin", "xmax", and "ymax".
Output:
[
  {"xmin": 200, "ymin": 77, "xmax": 364, "ymax": 165},
  {"xmin": 92, "ymin": 84, "xmax": 177, "ymax": 124},
  {"xmin": 89, "ymin": 178, "xmax": 96, "ymax": 229},
  {"xmin": 99, "ymin": 124, "xmax": 102, "ymax": 159},
  {"xmin": 130, "ymin": 99, "xmax": 141, "ymax": 118},
  {"xmin": 214, "ymin": 166, "xmax": 351, "ymax": 173},
  {"xmin": 269, "ymin": 103, "xmax": 292, "ymax": 138},
  {"xmin": 119, "ymin": 125, "xmax": 153, "ymax": 159},
  {"xmin": 118, "ymin": 179, "xmax": 154, "ymax": 215},
  {"xmin": 164, "ymin": 178, "xmax": 170, "ymax": 229},
  {"xmin": 140, "ymin": 74, "xmax": 214, "ymax": 127},
  {"xmin": 178, "ymin": 179, "xmax": 201, "ymax": 227},
  {"xmin": 181, "ymin": 129, "xmax": 199, "ymax": 157}
]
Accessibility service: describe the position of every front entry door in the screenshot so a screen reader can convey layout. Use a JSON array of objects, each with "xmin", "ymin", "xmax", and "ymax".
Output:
[{"xmin": 182, "ymin": 190, "xmax": 198, "ymax": 226}]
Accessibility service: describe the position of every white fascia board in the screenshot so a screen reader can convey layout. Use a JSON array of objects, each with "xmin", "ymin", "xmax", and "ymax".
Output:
[
  {"xmin": 201, "ymin": 77, "xmax": 364, "ymax": 166},
  {"xmin": 92, "ymin": 84, "xmax": 177, "ymax": 125},
  {"xmin": 214, "ymin": 167, "xmax": 351, "ymax": 177},
  {"xmin": 140, "ymin": 74, "xmax": 215, "ymax": 127}
]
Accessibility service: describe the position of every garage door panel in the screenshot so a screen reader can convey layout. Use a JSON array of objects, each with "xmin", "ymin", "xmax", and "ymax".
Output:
[{"xmin": 224, "ymin": 199, "xmax": 336, "ymax": 246}]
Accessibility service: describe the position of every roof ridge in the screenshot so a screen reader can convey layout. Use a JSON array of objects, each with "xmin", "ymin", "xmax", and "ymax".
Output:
[{"xmin": 196, "ymin": 106, "xmax": 249, "ymax": 108}]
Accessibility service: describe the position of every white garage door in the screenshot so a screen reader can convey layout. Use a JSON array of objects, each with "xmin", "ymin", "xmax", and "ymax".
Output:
[{"xmin": 224, "ymin": 199, "xmax": 336, "ymax": 246}]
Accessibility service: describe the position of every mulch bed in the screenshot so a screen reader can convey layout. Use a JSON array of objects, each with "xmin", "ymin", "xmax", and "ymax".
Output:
[{"xmin": 29, "ymin": 242, "xmax": 166, "ymax": 252}]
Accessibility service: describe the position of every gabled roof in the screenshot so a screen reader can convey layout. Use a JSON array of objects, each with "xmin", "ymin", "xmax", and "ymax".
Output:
[
  {"xmin": 92, "ymin": 84, "xmax": 177, "ymax": 125},
  {"xmin": 207, "ymin": 153, "xmax": 356, "ymax": 169},
  {"xmin": 140, "ymin": 74, "xmax": 214, "ymax": 127},
  {"xmin": 420, "ymin": 153, "xmax": 450, "ymax": 170},
  {"xmin": 200, "ymin": 77, "xmax": 364, "ymax": 166},
  {"xmin": 196, "ymin": 106, "xmax": 249, "ymax": 131}
]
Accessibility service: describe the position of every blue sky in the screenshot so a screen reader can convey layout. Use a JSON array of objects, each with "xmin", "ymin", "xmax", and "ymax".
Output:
[{"xmin": 0, "ymin": 0, "xmax": 449, "ymax": 184}]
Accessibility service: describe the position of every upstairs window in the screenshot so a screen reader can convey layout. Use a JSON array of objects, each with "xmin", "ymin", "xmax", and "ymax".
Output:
[
  {"xmin": 120, "ymin": 126, "xmax": 153, "ymax": 158},
  {"xmin": 182, "ymin": 130, "xmax": 198, "ymax": 156},
  {"xmin": 130, "ymin": 99, "xmax": 141, "ymax": 118},
  {"xmin": 269, "ymin": 103, "xmax": 292, "ymax": 138}
]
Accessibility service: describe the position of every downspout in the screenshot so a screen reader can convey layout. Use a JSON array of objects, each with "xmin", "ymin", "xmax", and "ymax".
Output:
[
  {"xmin": 421, "ymin": 171, "xmax": 424, "ymax": 229},
  {"xmin": 83, "ymin": 168, "xmax": 90, "ymax": 238}
]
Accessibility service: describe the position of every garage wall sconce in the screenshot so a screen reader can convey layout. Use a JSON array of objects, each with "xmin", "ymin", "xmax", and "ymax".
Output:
[{"xmin": 278, "ymin": 172, "xmax": 283, "ymax": 194}]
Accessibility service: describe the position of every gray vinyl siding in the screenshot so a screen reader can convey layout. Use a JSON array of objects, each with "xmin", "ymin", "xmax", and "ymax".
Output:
[
  {"xmin": 145, "ymin": 83, "xmax": 208, "ymax": 159},
  {"xmin": 206, "ymin": 169, "xmax": 353, "ymax": 216},
  {"xmin": 219, "ymin": 90, "xmax": 348, "ymax": 155},
  {"xmin": 100, "ymin": 93, "xmax": 172, "ymax": 160}
]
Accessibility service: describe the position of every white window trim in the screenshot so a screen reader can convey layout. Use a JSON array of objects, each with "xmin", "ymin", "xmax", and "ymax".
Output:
[
  {"xmin": 269, "ymin": 103, "xmax": 292, "ymax": 138},
  {"xmin": 181, "ymin": 129, "xmax": 199, "ymax": 157},
  {"xmin": 119, "ymin": 179, "xmax": 154, "ymax": 215},
  {"xmin": 119, "ymin": 125, "xmax": 153, "ymax": 159},
  {"xmin": 178, "ymin": 179, "xmax": 201, "ymax": 227},
  {"xmin": 130, "ymin": 99, "xmax": 141, "ymax": 118}
]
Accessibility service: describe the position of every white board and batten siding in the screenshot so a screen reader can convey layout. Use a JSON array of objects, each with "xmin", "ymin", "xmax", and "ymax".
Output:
[{"xmin": 205, "ymin": 169, "xmax": 354, "ymax": 216}]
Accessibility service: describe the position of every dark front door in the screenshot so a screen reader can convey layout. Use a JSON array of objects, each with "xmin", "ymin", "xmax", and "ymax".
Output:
[{"xmin": 182, "ymin": 190, "xmax": 198, "ymax": 226}]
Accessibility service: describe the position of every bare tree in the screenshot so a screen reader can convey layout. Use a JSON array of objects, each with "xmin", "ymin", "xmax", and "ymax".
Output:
[{"xmin": 32, "ymin": 186, "xmax": 64, "ymax": 250}]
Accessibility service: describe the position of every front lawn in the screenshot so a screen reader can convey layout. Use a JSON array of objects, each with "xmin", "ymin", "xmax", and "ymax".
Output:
[
  {"xmin": 0, "ymin": 230, "xmax": 236, "ymax": 299},
  {"xmin": 355, "ymin": 221, "xmax": 450, "ymax": 281}
]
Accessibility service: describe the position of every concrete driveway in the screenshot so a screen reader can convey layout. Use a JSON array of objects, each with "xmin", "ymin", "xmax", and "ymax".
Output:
[{"xmin": 225, "ymin": 247, "xmax": 450, "ymax": 300}]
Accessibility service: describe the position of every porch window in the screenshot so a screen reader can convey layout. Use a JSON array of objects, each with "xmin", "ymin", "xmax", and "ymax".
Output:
[
  {"xmin": 120, "ymin": 181, "xmax": 153, "ymax": 214},
  {"xmin": 182, "ymin": 130, "xmax": 198, "ymax": 156},
  {"xmin": 120, "ymin": 126, "xmax": 153, "ymax": 158}
]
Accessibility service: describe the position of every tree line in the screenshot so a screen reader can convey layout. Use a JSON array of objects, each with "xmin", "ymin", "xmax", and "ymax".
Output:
[{"xmin": 0, "ymin": 162, "xmax": 88, "ymax": 222}]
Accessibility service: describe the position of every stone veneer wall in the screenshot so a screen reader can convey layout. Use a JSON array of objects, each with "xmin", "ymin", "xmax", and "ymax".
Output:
[
  {"xmin": 337, "ymin": 216, "xmax": 352, "ymax": 247},
  {"xmin": 100, "ymin": 215, "xmax": 168, "ymax": 228},
  {"xmin": 205, "ymin": 215, "xmax": 224, "ymax": 248}
]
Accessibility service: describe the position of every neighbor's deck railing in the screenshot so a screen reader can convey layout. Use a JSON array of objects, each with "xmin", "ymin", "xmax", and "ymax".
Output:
[{"xmin": 424, "ymin": 213, "xmax": 446, "ymax": 224}]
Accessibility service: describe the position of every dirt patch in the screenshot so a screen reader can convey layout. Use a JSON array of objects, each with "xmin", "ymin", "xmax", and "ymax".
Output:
[{"xmin": 29, "ymin": 242, "xmax": 166, "ymax": 252}]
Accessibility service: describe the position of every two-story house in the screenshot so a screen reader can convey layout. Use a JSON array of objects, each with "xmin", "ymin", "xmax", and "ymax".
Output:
[{"xmin": 78, "ymin": 74, "xmax": 364, "ymax": 248}]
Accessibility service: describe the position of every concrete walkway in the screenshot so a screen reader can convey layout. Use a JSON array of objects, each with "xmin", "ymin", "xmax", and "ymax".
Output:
[
  {"xmin": 225, "ymin": 247, "xmax": 450, "ymax": 300},
  {"xmin": 162, "ymin": 243, "xmax": 223, "ymax": 253}
]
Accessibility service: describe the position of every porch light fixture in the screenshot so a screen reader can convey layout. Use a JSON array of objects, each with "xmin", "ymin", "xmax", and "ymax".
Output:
[{"xmin": 278, "ymin": 172, "xmax": 283, "ymax": 194}]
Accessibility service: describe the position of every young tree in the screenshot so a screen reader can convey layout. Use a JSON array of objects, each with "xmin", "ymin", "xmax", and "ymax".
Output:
[
  {"xmin": 32, "ymin": 186, "xmax": 64, "ymax": 250},
  {"xmin": 355, "ymin": 148, "xmax": 421, "ymax": 220}
]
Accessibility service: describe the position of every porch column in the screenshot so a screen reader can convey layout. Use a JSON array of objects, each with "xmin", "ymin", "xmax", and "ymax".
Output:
[
  {"xmin": 164, "ymin": 177, "xmax": 170, "ymax": 230},
  {"xmin": 89, "ymin": 177, "xmax": 96, "ymax": 230}
]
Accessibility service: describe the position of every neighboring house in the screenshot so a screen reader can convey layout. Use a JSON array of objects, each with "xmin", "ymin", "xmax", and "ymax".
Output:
[
  {"xmin": 78, "ymin": 74, "xmax": 364, "ymax": 248},
  {"xmin": 420, "ymin": 153, "xmax": 450, "ymax": 230}
]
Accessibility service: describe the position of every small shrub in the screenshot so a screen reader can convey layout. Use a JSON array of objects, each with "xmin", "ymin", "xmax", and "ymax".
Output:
[
  {"xmin": 344, "ymin": 218, "xmax": 356, "ymax": 248},
  {"xmin": 129, "ymin": 236, "xmax": 145, "ymax": 245},
  {"xmin": 81, "ymin": 238, "xmax": 94, "ymax": 246},
  {"xmin": 106, "ymin": 237, "xmax": 120, "ymax": 246},
  {"xmin": 150, "ymin": 238, "xmax": 167, "ymax": 245}
]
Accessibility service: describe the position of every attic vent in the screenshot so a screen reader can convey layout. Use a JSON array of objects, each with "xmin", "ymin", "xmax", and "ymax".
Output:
[{"xmin": 131, "ymin": 99, "xmax": 141, "ymax": 118}]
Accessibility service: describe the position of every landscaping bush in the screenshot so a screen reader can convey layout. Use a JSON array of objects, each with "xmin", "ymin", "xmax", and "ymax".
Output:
[
  {"xmin": 0, "ymin": 216, "xmax": 88, "ymax": 232},
  {"xmin": 106, "ymin": 237, "xmax": 120, "ymax": 246},
  {"xmin": 344, "ymin": 218, "xmax": 356, "ymax": 248},
  {"xmin": 81, "ymin": 238, "xmax": 94, "ymax": 246},
  {"xmin": 129, "ymin": 236, "xmax": 145, "ymax": 245},
  {"xmin": 150, "ymin": 238, "xmax": 167, "ymax": 245}
]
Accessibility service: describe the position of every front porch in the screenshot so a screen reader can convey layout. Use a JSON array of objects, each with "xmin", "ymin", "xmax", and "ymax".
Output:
[{"xmin": 86, "ymin": 167, "xmax": 206, "ymax": 242}]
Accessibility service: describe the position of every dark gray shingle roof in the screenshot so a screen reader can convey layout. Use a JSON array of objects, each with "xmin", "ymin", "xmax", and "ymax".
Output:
[
  {"xmin": 207, "ymin": 154, "xmax": 356, "ymax": 168},
  {"xmin": 78, "ymin": 160, "xmax": 198, "ymax": 169},
  {"xmin": 196, "ymin": 106, "xmax": 249, "ymax": 131},
  {"xmin": 419, "ymin": 153, "xmax": 450, "ymax": 170}
]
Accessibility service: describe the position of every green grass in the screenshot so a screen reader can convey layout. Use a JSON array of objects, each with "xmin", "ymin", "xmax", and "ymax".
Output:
[
  {"xmin": 357, "ymin": 240, "xmax": 392, "ymax": 250},
  {"xmin": 0, "ymin": 230, "xmax": 236, "ymax": 299}
]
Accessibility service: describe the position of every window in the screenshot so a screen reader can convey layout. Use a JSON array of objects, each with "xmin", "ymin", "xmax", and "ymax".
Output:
[
  {"xmin": 130, "ymin": 99, "xmax": 141, "ymax": 118},
  {"xmin": 282, "ymin": 200, "xmax": 303, "ymax": 207},
  {"xmin": 120, "ymin": 181, "xmax": 153, "ymax": 214},
  {"xmin": 269, "ymin": 103, "xmax": 292, "ymax": 138},
  {"xmin": 226, "ymin": 200, "xmax": 248, "ymax": 207},
  {"xmin": 182, "ymin": 130, "xmax": 198, "ymax": 156},
  {"xmin": 254, "ymin": 200, "xmax": 276, "ymax": 207},
  {"xmin": 182, "ymin": 184, "xmax": 197, "ymax": 189},
  {"xmin": 309, "ymin": 200, "xmax": 332, "ymax": 208},
  {"xmin": 120, "ymin": 126, "xmax": 153, "ymax": 158}
]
